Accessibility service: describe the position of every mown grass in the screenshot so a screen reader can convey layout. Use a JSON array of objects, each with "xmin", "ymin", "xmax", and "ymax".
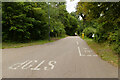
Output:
[
  {"xmin": 84, "ymin": 37, "xmax": 118, "ymax": 67},
  {"xmin": 2, "ymin": 36, "xmax": 66, "ymax": 49}
]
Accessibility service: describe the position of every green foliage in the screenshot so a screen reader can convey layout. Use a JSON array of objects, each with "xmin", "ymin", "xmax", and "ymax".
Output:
[
  {"xmin": 2, "ymin": 2, "xmax": 79, "ymax": 43},
  {"xmin": 83, "ymin": 27, "xmax": 96, "ymax": 38},
  {"xmin": 2, "ymin": 2, "xmax": 34, "ymax": 42},
  {"xmin": 30, "ymin": 7, "xmax": 49, "ymax": 40},
  {"xmin": 77, "ymin": 2, "xmax": 120, "ymax": 54},
  {"xmin": 51, "ymin": 21, "xmax": 65, "ymax": 37}
]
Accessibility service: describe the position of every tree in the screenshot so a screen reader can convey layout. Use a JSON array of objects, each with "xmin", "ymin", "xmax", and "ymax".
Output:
[{"xmin": 76, "ymin": 2, "xmax": 120, "ymax": 54}]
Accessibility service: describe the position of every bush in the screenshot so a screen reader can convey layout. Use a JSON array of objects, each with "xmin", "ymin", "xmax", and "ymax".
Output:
[
  {"xmin": 83, "ymin": 27, "xmax": 96, "ymax": 38},
  {"xmin": 51, "ymin": 21, "xmax": 66, "ymax": 37}
]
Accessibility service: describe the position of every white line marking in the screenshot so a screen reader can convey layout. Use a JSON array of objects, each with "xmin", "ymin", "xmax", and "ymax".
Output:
[
  {"xmin": 9, "ymin": 60, "xmax": 29, "ymax": 70},
  {"xmin": 78, "ymin": 47, "xmax": 82, "ymax": 56},
  {"xmin": 49, "ymin": 61, "xmax": 56, "ymax": 69},
  {"xmin": 44, "ymin": 67, "xmax": 48, "ymax": 70},
  {"xmin": 9, "ymin": 63, "xmax": 20, "ymax": 70},
  {"xmin": 93, "ymin": 55, "xmax": 98, "ymax": 57},
  {"xmin": 87, "ymin": 55, "xmax": 92, "ymax": 56},
  {"xmin": 31, "ymin": 60, "xmax": 45, "ymax": 70},
  {"xmin": 34, "ymin": 60, "xmax": 38, "ymax": 62},
  {"xmin": 83, "ymin": 48, "xmax": 88, "ymax": 49},
  {"xmin": 81, "ymin": 55, "xmax": 85, "ymax": 56},
  {"xmin": 84, "ymin": 50, "xmax": 92, "ymax": 53},
  {"xmin": 76, "ymin": 41, "xmax": 79, "ymax": 45},
  {"xmin": 21, "ymin": 60, "xmax": 33, "ymax": 69},
  {"xmin": 21, "ymin": 60, "xmax": 30, "ymax": 65}
]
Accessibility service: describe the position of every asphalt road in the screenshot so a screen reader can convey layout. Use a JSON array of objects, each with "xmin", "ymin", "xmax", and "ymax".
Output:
[{"xmin": 2, "ymin": 36, "xmax": 118, "ymax": 78}]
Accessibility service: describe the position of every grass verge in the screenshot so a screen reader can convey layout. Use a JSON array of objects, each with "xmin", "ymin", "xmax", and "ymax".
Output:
[
  {"xmin": 84, "ymin": 37, "xmax": 118, "ymax": 67},
  {"xmin": 2, "ymin": 36, "xmax": 67, "ymax": 49}
]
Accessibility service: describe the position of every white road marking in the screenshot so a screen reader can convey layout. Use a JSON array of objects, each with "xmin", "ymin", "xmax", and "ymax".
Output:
[
  {"xmin": 34, "ymin": 60, "xmax": 38, "ymax": 62},
  {"xmin": 9, "ymin": 63, "xmax": 20, "ymax": 70},
  {"xmin": 21, "ymin": 60, "xmax": 30, "ymax": 65},
  {"xmin": 85, "ymin": 50, "xmax": 92, "ymax": 53},
  {"xmin": 76, "ymin": 41, "xmax": 79, "ymax": 45},
  {"xmin": 78, "ymin": 47, "xmax": 82, "ymax": 56},
  {"xmin": 44, "ymin": 67, "xmax": 48, "ymax": 70},
  {"xmin": 48, "ymin": 61, "xmax": 56, "ymax": 69},
  {"xmin": 9, "ymin": 60, "xmax": 57, "ymax": 71},
  {"xmin": 80, "ymin": 55, "xmax": 98, "ymax": 57},
  {"xmin": 83, "ymin": 48, "xmax": 88, "ymax": 49},
  {"xmin": 9, "ymin": 60, "xmax": 29, "ymax": 70},
  {"xmin": 81, "ymin": 55, "xmax": 85, "ymax": 56},
  {"xmin": 93, "ymin": 55, "xmax": 98, "ymax": 57},
  {"xmin": 21, "ymin": 60, "xmax": 33, "ymax": 69},
  {"xmin": 31, "ymin": 60, "xmax": 45, "ymax": 70},
  {"xmin": 87, "ymin": 55, "xmax": 92, "ymax": 56}
]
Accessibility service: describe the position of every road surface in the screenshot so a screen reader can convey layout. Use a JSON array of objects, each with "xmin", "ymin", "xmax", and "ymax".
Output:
[{"xmin": 2, "ymin": 36, "xmax": 118, "ymax": 78}]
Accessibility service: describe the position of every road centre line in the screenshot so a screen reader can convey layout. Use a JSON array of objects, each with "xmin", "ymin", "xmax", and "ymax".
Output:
[
  {"xmin": 76, "ymin": 40, "xmax": 97, "ymax": 57},
  {"xmin": 78, "ymin": 47, "xmax": 82, "ymax": 56},
  {"xmin": 76, "ymin": 41, "xmax": 79, "ymax": 45}
]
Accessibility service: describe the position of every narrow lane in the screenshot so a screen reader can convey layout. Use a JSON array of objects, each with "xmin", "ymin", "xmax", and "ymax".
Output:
[{"xmin": 2, "ymin": 36, "xmax": 118, "ymax": 78}]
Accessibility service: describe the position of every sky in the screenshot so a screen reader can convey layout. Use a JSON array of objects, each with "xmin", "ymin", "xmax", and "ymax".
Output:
[
  {"xmin": 66, "ymin": 0, "xmax": 80, "ymax": 13},
  {"xmin": 66, "ymin": 0, "xmax": 82, "ymax": 20}
]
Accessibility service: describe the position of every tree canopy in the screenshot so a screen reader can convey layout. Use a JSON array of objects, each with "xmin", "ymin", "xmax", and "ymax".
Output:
[
  {"xmin": 2, "ymin": 2, "xmax": 120, "ymax": 54},
  {"xmin": 76, "ymin": 2, "xmax": 120, "ymax": 54},
  {"xmin": 2, "ymin": 2, "xmax": 79, "ymax": 42}
]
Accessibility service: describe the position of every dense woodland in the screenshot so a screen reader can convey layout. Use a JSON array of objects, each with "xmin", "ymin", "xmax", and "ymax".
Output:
[
  {"xmin": 2, "ymin": 2, "xmax": 120, "ymax": 54},
  {"xmin": 76, "ymin": 2, "xmax": 120, "ymax": 54},
  {"xmin": 2, "ymin": 2, "xmax": 79, "ymax": 41}
]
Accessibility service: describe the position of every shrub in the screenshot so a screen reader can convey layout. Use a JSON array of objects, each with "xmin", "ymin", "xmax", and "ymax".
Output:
[{"xmin": 83, "ymin": 27, "xmax": 96, "ymax": 38}]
